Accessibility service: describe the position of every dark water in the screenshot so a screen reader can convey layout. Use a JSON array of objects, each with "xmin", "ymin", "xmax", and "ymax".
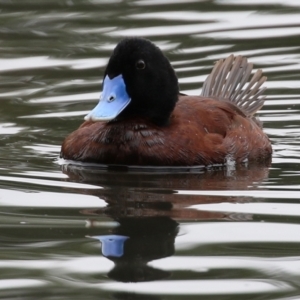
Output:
[{"xmin": 1, "ymin": 0, "xmax": 300, "ymax": 299}]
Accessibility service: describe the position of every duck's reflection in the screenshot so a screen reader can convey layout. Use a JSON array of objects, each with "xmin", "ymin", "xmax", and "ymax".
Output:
[
  {"xmin": 91, "ymin": 217, "xmax": 178, "ymax": 282},
  {"xmin": 64, "ymin": 164, "xmax": 270, "ymax": 220},
  {"xmin": 62, "ymin": 164, "xmax": 270, "ymax": 284}
]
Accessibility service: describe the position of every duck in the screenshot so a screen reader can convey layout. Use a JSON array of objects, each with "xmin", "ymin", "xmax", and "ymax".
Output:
[{"xmin": 61, "ymin": 37, "xmax": 272, "ymax": 166}]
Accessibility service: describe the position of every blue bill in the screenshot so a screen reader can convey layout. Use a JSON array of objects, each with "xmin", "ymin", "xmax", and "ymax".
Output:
[{"xmin": 84, "ymin": 74, "xmax": 131, "ymax": 121}]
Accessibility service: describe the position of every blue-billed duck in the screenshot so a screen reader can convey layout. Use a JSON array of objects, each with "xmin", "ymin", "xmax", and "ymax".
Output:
[{"xmin": 61, "ymin": 37, "xmax": 272, "ymax": 166}]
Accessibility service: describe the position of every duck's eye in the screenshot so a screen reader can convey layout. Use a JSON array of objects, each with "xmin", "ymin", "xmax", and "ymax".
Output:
[{"xmin": 135, "ymin": 59, "xmax": 146, "ymax": 70}]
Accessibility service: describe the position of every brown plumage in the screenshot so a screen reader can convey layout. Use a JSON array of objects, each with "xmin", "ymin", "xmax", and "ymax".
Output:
[{"xmin": 62, "ymin": 96, "xmax": 271, "ymax": 166}]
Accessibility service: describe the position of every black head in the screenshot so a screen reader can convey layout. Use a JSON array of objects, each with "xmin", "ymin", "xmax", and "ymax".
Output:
[{"xmin": 104, "ymin": 37, "xmax": 179, "ymax": 125}]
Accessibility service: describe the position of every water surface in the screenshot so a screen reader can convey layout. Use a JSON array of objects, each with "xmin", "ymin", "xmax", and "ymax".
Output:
[{"xmin": 1, "ymin": 0, "xmax": 300, "ymax": 299}]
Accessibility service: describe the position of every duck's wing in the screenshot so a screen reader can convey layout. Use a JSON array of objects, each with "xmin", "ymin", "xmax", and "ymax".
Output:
[{"xmin": 201, "ymin": 55, "xmax": 267, "ymax": 117}]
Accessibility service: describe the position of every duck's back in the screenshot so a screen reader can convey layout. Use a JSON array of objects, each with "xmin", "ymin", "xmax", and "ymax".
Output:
[{"xmin": 174, "ymin": 96, "xmax": 271, "ymax": 165}]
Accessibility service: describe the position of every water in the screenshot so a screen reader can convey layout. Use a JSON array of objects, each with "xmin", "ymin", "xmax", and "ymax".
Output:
[{"xmin": 1, "ymin": 0, "xmax": 300, "ymax": 299}]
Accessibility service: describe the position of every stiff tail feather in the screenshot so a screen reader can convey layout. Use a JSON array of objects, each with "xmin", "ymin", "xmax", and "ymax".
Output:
[{"xmin": 201, "ymin": 55, "xmax": 267, "ymax": 117}]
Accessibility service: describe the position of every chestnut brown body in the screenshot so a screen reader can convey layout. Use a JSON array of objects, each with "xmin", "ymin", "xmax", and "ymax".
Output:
[{"xmin": 61, "ymin": 96, "xmax": 271, "ymax": 166}]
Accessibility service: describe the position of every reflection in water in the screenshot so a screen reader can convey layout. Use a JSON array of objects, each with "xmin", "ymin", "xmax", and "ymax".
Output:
[
  {"xmin": 91, "ymin": 217, "xmax": 178, "ymax": 283},
  {"xmin": 62, "ymin": 164, "xmax": 271, "ymax": 287},
  {"xmin": 63, "ymin": 164, "xmax": 270, "ymax": 220}
]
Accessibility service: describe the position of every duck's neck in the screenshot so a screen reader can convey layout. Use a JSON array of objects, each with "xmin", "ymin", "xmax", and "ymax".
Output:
[{"xmin": 116, "ymin": 93, "xmax": 178, "ymax": 126}]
